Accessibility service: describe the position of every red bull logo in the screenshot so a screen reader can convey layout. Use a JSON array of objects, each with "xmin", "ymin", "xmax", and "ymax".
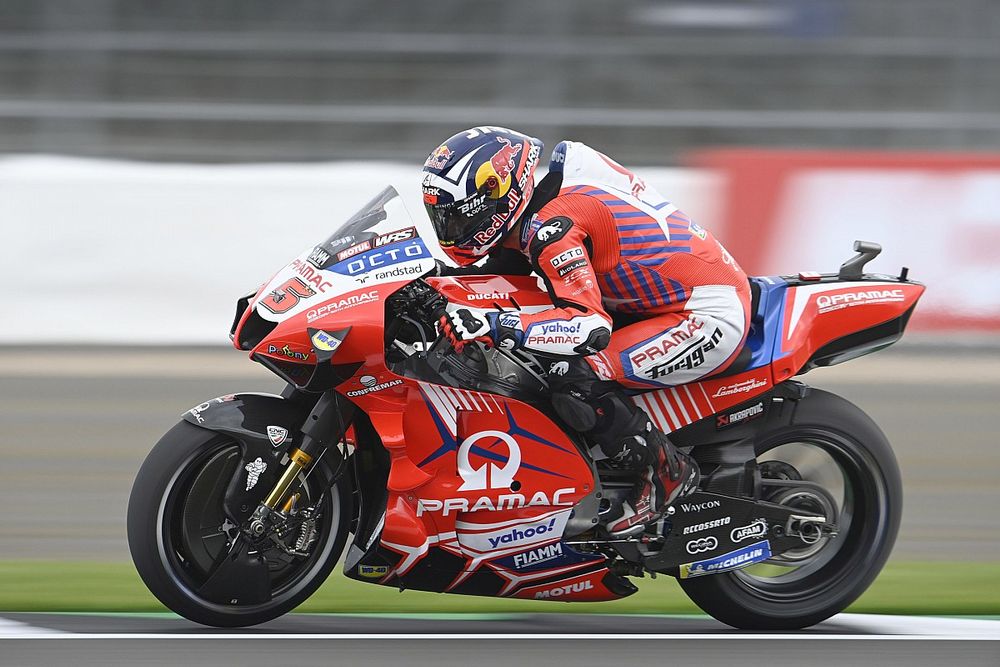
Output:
[
  {"xmin": 476, "ymin": 137, "xmax": 523, "ymax": 199},
  {"xmin": 490, "ymin": 137, "xmax": 522, "ymax": 181},
  {"xmin": 424, "ymin": 144, "xmax": 453, "ymax": 170}
]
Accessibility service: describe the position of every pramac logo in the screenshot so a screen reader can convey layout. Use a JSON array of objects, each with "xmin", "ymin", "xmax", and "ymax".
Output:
[{"xmin": 457, "ymin": 431, "xmax": 521, "ymax": 491}]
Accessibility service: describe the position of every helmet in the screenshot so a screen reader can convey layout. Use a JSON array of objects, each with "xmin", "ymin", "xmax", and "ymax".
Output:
[{"xmin": 421, "ymin": 127, "xmax": 542, "ymax": 266}]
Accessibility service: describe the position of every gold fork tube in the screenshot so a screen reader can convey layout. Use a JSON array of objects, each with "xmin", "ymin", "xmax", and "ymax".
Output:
[{"xmin": 263, "ymin": 448, "xmax": 313, "ymax": 509}]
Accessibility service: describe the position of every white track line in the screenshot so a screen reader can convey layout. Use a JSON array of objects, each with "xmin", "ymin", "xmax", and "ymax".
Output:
[
  {"xmin": 0, "ymin": 614, "xmax": 997, "ymax": 640},
  {"xmin": 829, "ymin": 614, "xmax": 1000, "ymax": 638},
  {"xmin": 0, "ymin": 618, "xmax": 64, "ymax": 636}
]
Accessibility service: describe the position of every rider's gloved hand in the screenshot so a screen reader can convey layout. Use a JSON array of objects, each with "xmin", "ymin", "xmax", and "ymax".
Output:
[
  {"xmin": 439, "ymin": 309, "xmax": 493, "ymax": 353},
  {"xmin": 439, "ymin": 308, "xmax": 525, "ymax": 353}
]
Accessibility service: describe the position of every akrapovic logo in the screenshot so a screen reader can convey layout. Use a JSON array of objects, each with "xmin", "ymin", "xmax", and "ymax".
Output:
[{"xmin": 716, "ymin": 401, "xmax": 765, "ymax": 429}]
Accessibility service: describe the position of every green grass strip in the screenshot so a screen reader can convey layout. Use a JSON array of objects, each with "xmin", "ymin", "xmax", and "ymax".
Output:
[{"xmin": 0, "ymin": 560, "xmax": 997, "ymax": 615}]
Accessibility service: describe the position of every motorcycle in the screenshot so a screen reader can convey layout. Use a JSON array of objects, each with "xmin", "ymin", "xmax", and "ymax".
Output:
[{"xmin": 127, "ymin": 186, "xmax": 924, "ymax": 629}]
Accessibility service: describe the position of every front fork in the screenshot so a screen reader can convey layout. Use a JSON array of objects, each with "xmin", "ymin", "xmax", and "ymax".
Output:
[{"xmin": 248, "ymin": 391, "xmax": 352, "ymax": 536}]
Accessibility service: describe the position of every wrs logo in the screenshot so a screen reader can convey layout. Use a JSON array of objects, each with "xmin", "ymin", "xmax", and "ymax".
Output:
[{"xmin": 457, "ymin": 431, "xmax": 522, "ymax": 491}]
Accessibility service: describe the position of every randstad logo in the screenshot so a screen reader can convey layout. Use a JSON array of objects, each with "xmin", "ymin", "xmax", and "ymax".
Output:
[{"xmin": 457, "ymin": 431, "xmax": 521, "ymax": 491}]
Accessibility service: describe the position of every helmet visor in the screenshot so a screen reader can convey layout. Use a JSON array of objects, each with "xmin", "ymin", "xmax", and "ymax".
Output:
[{"xmin": 425, "ymin": 187, "xmax": 508, "ymax": 248}]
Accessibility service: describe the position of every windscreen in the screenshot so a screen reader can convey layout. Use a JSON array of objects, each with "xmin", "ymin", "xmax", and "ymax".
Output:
[
  {"xmin": 251, "ymin": 186, "xmax": 436, "ymax": 323},
  {"xmin": 306, "ymin": 186, "xmax": 397, "ymax": 268}
]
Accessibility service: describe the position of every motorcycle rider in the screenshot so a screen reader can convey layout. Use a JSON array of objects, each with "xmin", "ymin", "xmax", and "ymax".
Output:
[{"xmin": 422, "ymin": 127, "xmax": 751, "ymax": 536}]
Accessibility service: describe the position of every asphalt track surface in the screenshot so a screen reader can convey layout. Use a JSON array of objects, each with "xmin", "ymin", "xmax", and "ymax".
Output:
[{"xmin": 0, "ymin": 612, "xmax": 998, "ymax": 666}]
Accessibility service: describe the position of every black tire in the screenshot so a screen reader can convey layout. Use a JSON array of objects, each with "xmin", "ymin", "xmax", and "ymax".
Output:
[
  {"xmin": 127, "ymin": 421, "xmax": 351, "ymax": 627},
  {"xmin": 679, "ymin": 388, "xmax": 902, "ymax": 630}
]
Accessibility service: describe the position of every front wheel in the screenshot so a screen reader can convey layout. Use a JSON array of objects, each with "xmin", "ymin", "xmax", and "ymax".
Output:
[
  {"xmin": 679, "ymin": 389, "xmax": 902, "ymax": 630},
  {"xmin": 127, "ymin": 421, "xmax": 351, "ymax": 627}
]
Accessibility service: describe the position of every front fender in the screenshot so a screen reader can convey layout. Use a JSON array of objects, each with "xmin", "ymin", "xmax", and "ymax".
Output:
[{"xmin": 182, "ymin": 392, "xmax": 320, "ymax": 522}]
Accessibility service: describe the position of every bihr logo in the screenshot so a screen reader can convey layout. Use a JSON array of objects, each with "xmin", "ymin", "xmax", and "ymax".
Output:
[{"xmin": 457, "ymin": 431, "xmax": 521, "ymax": 491}]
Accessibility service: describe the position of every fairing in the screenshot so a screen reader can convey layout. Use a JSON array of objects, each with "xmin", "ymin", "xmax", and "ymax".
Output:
[{"xmin": 231, "ymin": 187, "xmax": 437, "ymax": 387}]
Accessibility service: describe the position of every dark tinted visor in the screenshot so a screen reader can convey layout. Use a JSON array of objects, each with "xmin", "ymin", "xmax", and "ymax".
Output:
[{"xmin": 425, "ymin": 188, "xmax": 508, "ymax": 247}]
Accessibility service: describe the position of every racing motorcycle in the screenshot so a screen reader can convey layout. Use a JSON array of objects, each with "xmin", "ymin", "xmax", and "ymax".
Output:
[{"xmin": 127, "ymin": 186, "xmax": 924, "ymax": 629}]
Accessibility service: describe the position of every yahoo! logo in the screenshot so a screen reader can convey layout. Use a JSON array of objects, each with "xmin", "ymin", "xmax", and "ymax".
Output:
[
  {"xmin": 538, "ymin": 322, "xmax": 581, "ymax": 335},
  {"xmin": 487, "ymin": 517, "xmax": 557, "ymax": 549}
]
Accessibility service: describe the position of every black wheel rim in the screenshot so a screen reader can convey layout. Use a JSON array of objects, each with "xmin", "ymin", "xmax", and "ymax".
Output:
[
  {"xmin": 727, "ymin": 427, "xmax": 891, "ymax": 603},
  {"xmin": 156, "ymin": 438, "xmax": 342, "ymax": 614}
]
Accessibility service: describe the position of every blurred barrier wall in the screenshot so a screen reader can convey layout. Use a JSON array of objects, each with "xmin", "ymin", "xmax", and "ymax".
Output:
[
  {"xmin": 699, "ymin": 149, "xmax": 1000, "ymax": 331},
  {"xmin": 1, "ymin": 156, "xmax": 715, "ymax": 344},
  {"xmin": 5, "ymin": 151, "xmax": 997, "ymax": 344}
]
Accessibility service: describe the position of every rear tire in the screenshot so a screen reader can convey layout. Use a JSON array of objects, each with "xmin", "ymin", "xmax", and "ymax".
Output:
[
  {"xmin": 127, "ymin": 421, "xmax": 351, "ymax": 627},
  {"xmin": 679, "ymin": 389, "xmax": 902, "ymax": 630}
]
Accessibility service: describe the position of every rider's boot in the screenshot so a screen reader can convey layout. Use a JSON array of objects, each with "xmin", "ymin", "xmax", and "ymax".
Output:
[
  {"xmin": 602, "ymin": 420, "xmax": 700, "ymax": 538},
  {"xmin": 548, "ymin": 373, "xmax": 700, "ymax": 537}
]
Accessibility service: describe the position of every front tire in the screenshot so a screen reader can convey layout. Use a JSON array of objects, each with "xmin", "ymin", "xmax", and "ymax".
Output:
[
  {"xmin": 127, "ymin": 421, "xmax": 351, "ymax": 627},
  {"xmin": 680, "ymin": 389, "xmax": 902, "ymax": 630}
]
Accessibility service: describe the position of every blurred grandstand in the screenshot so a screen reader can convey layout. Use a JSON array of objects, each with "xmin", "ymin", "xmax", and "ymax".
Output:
[{"xmin": 2, "ymin": 0, "xmax": 999, "ymax": 164}]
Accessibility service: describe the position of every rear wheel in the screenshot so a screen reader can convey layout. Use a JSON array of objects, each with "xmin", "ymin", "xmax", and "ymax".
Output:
[
  {"xmin": 127, "ymin": 421, "xmax": 351, "ymax": 627},
  {"xmin": 679, "ymin": 389, "xmax": 902, "ymax": 630}
]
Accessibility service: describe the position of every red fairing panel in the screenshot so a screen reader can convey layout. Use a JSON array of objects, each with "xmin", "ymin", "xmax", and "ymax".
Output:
[
  {"xmin": 631, "ymin": 367, "xmax": 774, "ymax": 435},
  {"xmin": 373, "ymin": 381, "xmax": 622, "ymax": 599},
  {"xmin": 775, "ymin": 281, "xmax": 925, "ymax": 381},
  {"xmin": 510, "ymin": 568, "xmax": 619, "ymax": 602},
  {"xmin": 427, "ymin": 275, "xmax": 554, "ymax": 310}
]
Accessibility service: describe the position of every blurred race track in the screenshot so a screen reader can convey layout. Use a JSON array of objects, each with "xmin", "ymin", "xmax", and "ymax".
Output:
[
  {"xmin": 1, "ymin": 343, "xmax": 998, "ymax": 562},
  {"xmin": 1, "ymin": 612, "xmax": 998, "ymax": 667}
]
